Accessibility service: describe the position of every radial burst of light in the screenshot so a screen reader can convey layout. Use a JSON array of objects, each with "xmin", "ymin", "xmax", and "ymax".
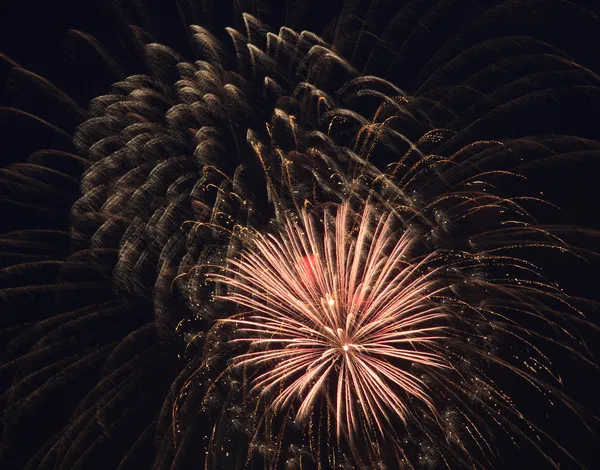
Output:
[
  {"xmin": 211, "ymin": 203, "xmax": 450, "ymax": 439},
  {"xmin": 202, "ymin": 186, "xmax": 595, "ymax": 467}
]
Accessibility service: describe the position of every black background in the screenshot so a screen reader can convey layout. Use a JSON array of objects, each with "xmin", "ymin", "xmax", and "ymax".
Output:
[{"xmin": 2, "ymin": 0, "xmax": 600, "ymax": 468}]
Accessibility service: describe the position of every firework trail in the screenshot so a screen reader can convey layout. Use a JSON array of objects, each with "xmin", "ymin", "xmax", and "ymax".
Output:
[{"xmin": 1, "ymin": 1, "xmax": 600, "ymax": 469}]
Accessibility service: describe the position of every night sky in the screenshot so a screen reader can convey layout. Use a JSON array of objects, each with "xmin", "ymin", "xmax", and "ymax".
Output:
[{"xmin": 2, "ymin": 1, "xmax": 600, "ymax": 469}]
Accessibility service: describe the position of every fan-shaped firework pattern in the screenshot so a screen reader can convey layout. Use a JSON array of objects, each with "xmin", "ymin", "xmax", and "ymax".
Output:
[{"xmin": 1, "ymin": 0, "xmax": 600, "ymax": 469}]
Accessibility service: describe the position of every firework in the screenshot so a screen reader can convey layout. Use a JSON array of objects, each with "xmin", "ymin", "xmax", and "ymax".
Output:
[
  {"xmin": 1, "ymin": 1, "xmax": 599, "ymax": 469},
  {"xmin": 205, "ymin": 192, "xmax": 593, "ymax": 468},
  {"xmin": 213, "ymin": 203, "xmax": 450, "ymax": 438}
]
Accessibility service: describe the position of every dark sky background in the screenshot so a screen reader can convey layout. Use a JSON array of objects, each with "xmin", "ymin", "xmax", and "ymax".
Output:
[{"xmin": 2, "ymin": 0, "xmax": 600, "ymax": 469}]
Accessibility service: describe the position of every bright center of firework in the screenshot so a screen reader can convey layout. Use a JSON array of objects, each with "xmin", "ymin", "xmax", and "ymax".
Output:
[{"xmin": 213, "ymin": 203, "xmax": 449, "ymax": 437}]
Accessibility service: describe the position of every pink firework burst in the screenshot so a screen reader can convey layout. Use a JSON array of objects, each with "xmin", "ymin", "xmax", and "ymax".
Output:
[{"xmin": 210, "ymin": 202, "xmax": 452, "ymax": 440}]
